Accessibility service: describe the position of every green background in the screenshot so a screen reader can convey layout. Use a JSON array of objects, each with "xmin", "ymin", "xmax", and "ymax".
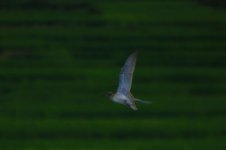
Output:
[{"xmin": 0, "ymin": 0, "xmax": 226, "ymax": 149}]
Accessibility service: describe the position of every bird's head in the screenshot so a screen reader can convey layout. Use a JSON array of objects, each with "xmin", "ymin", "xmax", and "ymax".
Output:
[{"xmin": 106, "ymin": 91, "xmax": 114, "ymax": 100}]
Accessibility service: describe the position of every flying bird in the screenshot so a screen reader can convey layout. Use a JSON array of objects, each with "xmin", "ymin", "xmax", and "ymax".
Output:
[{"xmin": 107, "ymin": 51, "xmax": 150, "ymax": 111}]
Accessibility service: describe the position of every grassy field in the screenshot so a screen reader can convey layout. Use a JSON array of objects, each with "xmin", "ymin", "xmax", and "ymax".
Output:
[{"xmin": 1, "ymin": 0, "xmax": 226, "ymax": 149}]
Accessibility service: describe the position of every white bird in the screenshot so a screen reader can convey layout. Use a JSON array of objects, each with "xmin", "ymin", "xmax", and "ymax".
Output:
[{"xmin": 107, "ymin": 51, "xmax": 150, "ymax": 111}]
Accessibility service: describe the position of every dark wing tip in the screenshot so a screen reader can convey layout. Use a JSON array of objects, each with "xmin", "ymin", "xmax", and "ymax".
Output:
[
  {"xmin": 132, "ymin": 50, "xmax": 138, "ymax": 55},
  {"xmin": 130, "ymin": 50, "xmax": 137, "ymax": 59}
]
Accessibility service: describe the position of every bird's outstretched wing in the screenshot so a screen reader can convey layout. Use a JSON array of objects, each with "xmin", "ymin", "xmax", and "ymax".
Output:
[{"xmin": 117, "ymin": 51, "xmax": 137, "ymax": 95}]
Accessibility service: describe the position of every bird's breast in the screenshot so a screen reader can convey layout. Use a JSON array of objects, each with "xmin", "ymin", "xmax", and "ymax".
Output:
[{"xmin": 112, "ymin": 94, "xmax": 129, "ymax": 104}]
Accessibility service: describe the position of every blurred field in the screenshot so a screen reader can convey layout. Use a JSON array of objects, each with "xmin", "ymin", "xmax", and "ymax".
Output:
[{"xmin": 1, "ymin": 0, "xmax": 226, "ymax": 149}]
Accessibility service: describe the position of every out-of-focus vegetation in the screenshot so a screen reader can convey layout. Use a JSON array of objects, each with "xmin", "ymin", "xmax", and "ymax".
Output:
[
  {"xmin": 195, "ymin": 0, "xmax": 226, "ymax": 8},
  {"xmin": 0, "ymin": 0, "xmax": 226, "ymax": 149}
]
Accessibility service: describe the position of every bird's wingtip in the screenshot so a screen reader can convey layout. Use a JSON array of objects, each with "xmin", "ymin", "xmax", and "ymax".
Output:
[
  {"xmin": 130, "ymin": 50, "xmax": 137, "ymax": 58},
  {"xmin": 133, "ymin": 50, "xmax": 138, "ymax": 54}
]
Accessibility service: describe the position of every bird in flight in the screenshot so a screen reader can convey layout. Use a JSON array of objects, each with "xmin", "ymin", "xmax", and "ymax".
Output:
[{"xmin": 107, "ymin": 51, "xmax": 150, "ymax": 111}]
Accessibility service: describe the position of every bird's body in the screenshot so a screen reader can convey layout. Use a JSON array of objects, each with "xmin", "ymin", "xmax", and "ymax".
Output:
[
  {"xmin": 111, "ymin": 92, "xmax": 137, "ymax": 110},
  {"xmin": 107, "ymin": 51, "xmax": 150, "ymax": 111},
  {"xmin": 112, "ymin": 93, "xmax": 129, "ymax": 104}
]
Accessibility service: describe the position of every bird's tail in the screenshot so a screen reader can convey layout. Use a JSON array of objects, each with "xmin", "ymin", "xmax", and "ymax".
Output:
[{"xmin": 134, "ymin": 98, "xmax": 151, "ymax": 104}]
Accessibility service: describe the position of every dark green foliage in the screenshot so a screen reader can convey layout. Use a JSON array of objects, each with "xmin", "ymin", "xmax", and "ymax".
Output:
[
  {"xmin": 0, "ymin": 0, "xmax": 226, "ymax": 149},
  {"xmin": 195, "ymin": 0, "xmax": 226, "ymax": 8}
]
